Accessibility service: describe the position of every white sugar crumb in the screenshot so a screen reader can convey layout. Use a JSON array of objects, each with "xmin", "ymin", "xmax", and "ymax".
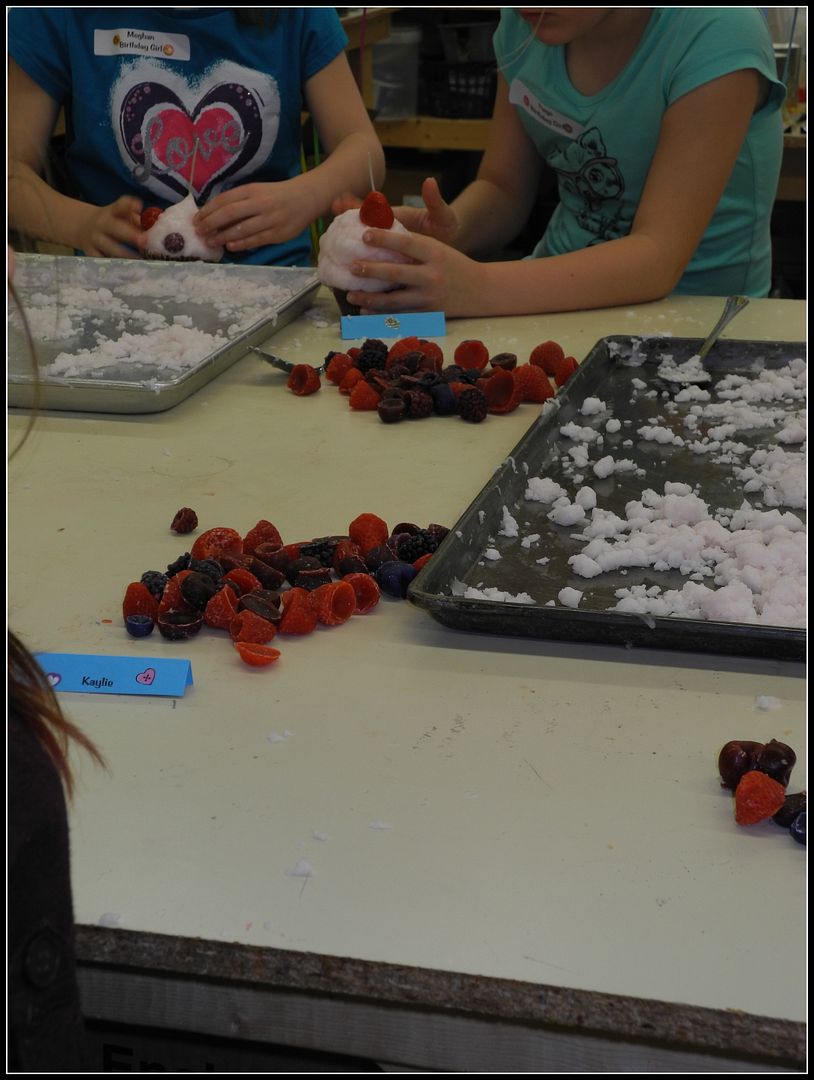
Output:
[
  {"xmin": 312, "ymin": 831, "xmax": 330, "ymax": 841},
  {"xmin": 98, "ymin": 913, "xmax": 122, "ymax": 928},
  {"xmin": 286, "ymin": 860, "xmax": 314, "ymax": 878},
  {"xmin": 558, "ymin": 587, "xmax": 583, "ymax": 608},
  {"xmin": 525, "ymin": 477, "xmax": 566, "ymax": 503},
  {"xmin": 520, "ymin": 533, "xmax": 541, "ymax": 549},
  {"xmin": 369, "ymin": 820, "xmax": 393, "ymax": 830},
  {"xmin": 499, "ymin": 506, "xmax": 520, "ymax": 537},
  {"xmin": 45, "ymin": 324, "xmax": 229, "ymax": 378},
  {"xmin": 463, "ymin": 586, "xmax": 535, "ymax": 604},
  {"xmin": 605, "ymin": 418, "xmax": 622, "ymax": 433},
  {"xmin": 483, "ymin": 548, "xmax": 501, "ymax": 561},
  {"xmin": 580, "ymin": 397, "xmax": 606, "ymax": 416},
  {"xmin": 657, "ymin": 353, "xmax": 712, "ymax": 384},
  {"xmin": 574, "ymin": 487, "xmax": 597, "ymax": 510},
  {"xmin": 755, "ymin": 695, "xmax": 783, "ymax": 711},
  {"xmin": 560, "ymin": 421, "xmax": 601, "ymax": 443},
  {"xmin": 547, "ymin": 502, "xmax": 586, "ymax": 527}
]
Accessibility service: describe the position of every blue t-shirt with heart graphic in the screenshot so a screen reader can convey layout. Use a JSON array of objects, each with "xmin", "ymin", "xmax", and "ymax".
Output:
[
  {"xmin": 493, "ymin": 8, "xmax": 785, "ymax": 296},
  {"xmin": 9, "ymin": 8, "xmax": 347, "ymax": 266}
]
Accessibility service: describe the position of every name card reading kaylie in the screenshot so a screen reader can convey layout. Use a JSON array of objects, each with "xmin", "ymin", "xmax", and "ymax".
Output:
[
  {"xmin": 35, "ymin": 653, "xmax": 193, "ymax": 698},
  {"xmin": 340, "ymin": 311, "xmax": 446, "ymax": 340}
]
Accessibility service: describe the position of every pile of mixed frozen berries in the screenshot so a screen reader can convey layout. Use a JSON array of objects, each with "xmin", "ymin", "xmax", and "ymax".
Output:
[
  {"xmin": 285, "ymin": 336, "xmax": 579, "ymax": 423},
  {"xmin": 718, "ymin": 739, "xmax": 805, "ymax": 845},
  {"xmin": 121, "ymin": 509, "xmax": 448, "ymax": 668}
]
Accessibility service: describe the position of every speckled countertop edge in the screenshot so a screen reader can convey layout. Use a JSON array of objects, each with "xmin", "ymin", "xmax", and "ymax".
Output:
[{"xmin": 76, "ymin": 926, "xmax": 805, "ymax": 1068}]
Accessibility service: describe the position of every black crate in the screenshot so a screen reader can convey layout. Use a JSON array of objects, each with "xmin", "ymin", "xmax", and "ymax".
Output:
[{"xmin": 422, "ymin": 61, "xmax": 496, "ymax": 119}]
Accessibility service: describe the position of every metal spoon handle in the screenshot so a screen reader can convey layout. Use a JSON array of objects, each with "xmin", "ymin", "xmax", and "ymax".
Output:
[{"xmin": 697, "ymin": 295, "xmax": 749, "ymax": 363}]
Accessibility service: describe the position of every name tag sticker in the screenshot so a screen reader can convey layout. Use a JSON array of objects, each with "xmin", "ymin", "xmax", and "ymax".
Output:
[
  {"xmin": 94, "ymin": 28, "xmax": 191, "ymax": 61},
  {"xmin": 340, "ymin": 311, "xmax": 446, "ymax": 340},
  {"xmin": 35, "ymin": 653, "xmax": 193, "ymax": 698},
  {"xmin": 509, "ymin": 79, "xmax": 583, "ymax": 139}
]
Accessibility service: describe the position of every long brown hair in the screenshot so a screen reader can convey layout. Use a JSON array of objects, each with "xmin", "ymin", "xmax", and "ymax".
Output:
[{"xmin": 8, "ymin": 264, "xmax": 106, "ymax": 795}]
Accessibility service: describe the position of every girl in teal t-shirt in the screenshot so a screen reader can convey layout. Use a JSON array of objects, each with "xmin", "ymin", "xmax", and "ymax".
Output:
[{"xmin": 340, "ymin": 8, "xmax": 785, "ymax": 315}]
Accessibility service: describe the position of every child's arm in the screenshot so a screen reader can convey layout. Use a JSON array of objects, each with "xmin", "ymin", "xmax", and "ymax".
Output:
[
  {"xmin": 195, "ymin": 52, "xmax": 384, "ymax": 253},
  {"xmin": 346, "ymin": 69, "xmax": 764, "ymax": 316},
  {"xmin": 8, "ymin": 60, "xmax": 144, "ymax": 257}
]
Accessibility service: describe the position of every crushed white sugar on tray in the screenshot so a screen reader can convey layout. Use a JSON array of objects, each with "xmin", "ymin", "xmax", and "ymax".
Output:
[{"xmin": 45, "ymin": 325, "xmax": 229, "ymax": 377}]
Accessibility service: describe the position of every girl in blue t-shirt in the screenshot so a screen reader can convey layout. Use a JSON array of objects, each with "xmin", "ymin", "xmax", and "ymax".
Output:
[
  {"xmin": 8, "ymin": 8, "xmax": 384, "ymax": 266},
  {"xmin": 336, "ymin": 8, "xmax": 785, "ymax": 313}
]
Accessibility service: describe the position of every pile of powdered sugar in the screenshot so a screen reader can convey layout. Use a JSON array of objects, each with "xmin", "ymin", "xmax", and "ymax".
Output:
[{"xmin": 469, "ymin": 352, "xmax": 806, "ymax": 627}]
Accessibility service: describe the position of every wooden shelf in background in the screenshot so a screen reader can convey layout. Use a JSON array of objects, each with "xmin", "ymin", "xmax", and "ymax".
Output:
[{"xmin": 375, "ymin": 116, "xmax": 491, "ymax": 152}]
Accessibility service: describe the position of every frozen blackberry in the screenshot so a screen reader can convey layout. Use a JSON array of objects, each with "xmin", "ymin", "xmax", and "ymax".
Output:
[
  {"xmin": 140, "ymin": 570, "xmax": 168, "ymax": 601},
  {"xmin": 166, "ymin": 552, "xmax": 192, "ymax": 577},
  {"xmin": 406, "ymin": 389, "xmax": 434, "ymax": 419},
  {"xmin": 299, "ymin": 536, "xmax": 345, "ymax": 568},
  {"xmin": 441, "ymin": 364, "xmax": 466, "ymax": 383},
  {"xmin": 457, "ymin": 387, "xmax": 489, "ymax": 423},
  {"xmin": 427, "ymin": 523, "xmax": 450, "ymax": 544},
  {"xmin": 356, "ymin": 338, "xmax": 389, "ymax": 374},
  {"xmin": 396, "ymin": 529, "xmax": 439, "ymax": 563},
  {"xmin": 189, "ymin": 557, "xmax": 224, "ymax": 583}
]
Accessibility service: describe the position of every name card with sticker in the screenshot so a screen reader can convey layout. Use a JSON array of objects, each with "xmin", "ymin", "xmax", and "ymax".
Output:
[
  {"xmin": 340, "ymin": 311, "xmax": 446, "ymax": 340},
  {"xmin": 34, "ymin": 653, "xmax": 193, "ymax": 698}
]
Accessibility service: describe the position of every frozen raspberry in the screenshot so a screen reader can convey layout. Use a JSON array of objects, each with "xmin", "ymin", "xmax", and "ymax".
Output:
[
  {"xmin": 339, "ymin": 368, "xmax": 364, "ymax": 394},
  {"xmin": 412, "ymin": 553, "xmax": 433, "ymax": 572},
  {"xmin": 386, "ymin": 336, "xmax": 423, "ymax": 367},
  {"xmin": 191, "ymin": 527, "xmax": 243, "ymax": 561},
  {"xmin": 554, "ymin": 356, "xmax": 579, "ymax": 386},
  {"xmin": 359, "ymin": 190, "xmax": 395, "ymax": 229},
  {"xmin": 234, "ymin": 642, "xmax": 281, "ymax": 668},
  {"xmin": 287, "ymin": 364, "xmax": 321, "ymax": 396},
  {"xmin": 278, "ymin": 588, "xmax": 319, "ymax": 635},
  {"xmin": 417, "ymin": 339, "xmax": 444, "ymax": 370},
  {"xmin": 457, "ymin": 387, "xmax": 489, "ymax": 422},
  {"xmin": 331, "ymin": 539, "xmax": 364, "ymax": 573},
  {"xmin": 529, "ymin": 341, "xmax": 565, "ymax": 375},
  {"xmin": 454, "ymin": 340, "xmax": 489, "ymax": 371},
  {"xmin": 349, "ymin": 381, "xmax": 382, "ymax": 411},
  {"xmin": 477, "ymin": 369, "xmax": 514, "ymax": 409},
  {"xmin": 203, "ymin": 586, "xmax": 238, "ymax": 629},
  {"xmin": 309, "ymin": 581, "xmax": 356, "ymax": 626},
  {"xmin": 325, "ymin": 352, "xmax": 354, "ymax": 384},
  {"xmin": 243, "ymin": 519, "xmax": 282, "ymax": 555},
  {"xmin": 163, "ymin": 232, "xmax": 185, "ymax": 255},
  {"xmin": 405, "ymin": 388, "xmax": 434, "ymax": 419},
  {"xmin": 223, "ymin": 568, "xmax": 263, "ymax": 595},
  {"xmin": 349, "ymin": 512, "xmax": 389, "ymax": 554},
  {"xmin": 158, "ymin": 569, "xmax": 195, "ymax": 614},
  {"xmin": 734, "ymin": 771, "xmax": 786, "ymax": 825},
  {"xmin": 513, "ymin": 364, "xmax": 555, "ymax": 403},
  {"xmin": 341, "ymin": 572, "xmax": 381, "ymax": 614},
  {"xmin": 230, "ymin": 609, "xmax": 277, "ymax": 644},
  {"xmin": 170, "ymin": 507, "xmax": 198, "ymax": 534},
  {"xmin": 122, "ymin": 582, "xmax": 159, "ymax": 623}
]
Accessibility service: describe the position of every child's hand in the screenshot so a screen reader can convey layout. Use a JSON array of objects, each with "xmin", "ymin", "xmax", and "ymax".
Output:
[
  {"xmin": 78, "ymin": 196, "xmax": 143, "ymax": 258},
  {"xmin": 344, "ymin": 226, "xmax": 484, "ymax": 317},
  {"xmin": 194, "ymin": 181, "xmax": 314, "ymax": 251}
]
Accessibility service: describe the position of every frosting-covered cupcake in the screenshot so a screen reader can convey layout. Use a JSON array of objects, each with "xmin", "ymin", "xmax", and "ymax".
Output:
[{"xmin": 143, "ymin": 194, "xmax": 224, "ymax": 263}]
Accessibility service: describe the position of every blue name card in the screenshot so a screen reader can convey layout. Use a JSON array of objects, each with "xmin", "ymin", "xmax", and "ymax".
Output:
[
  {"xmin": 340, "ymin": 311, "xmax": 446, "ymax": 340},
  {"xmin": 35, "ymin": 653, "xmax": 193, "ymax": 698}
]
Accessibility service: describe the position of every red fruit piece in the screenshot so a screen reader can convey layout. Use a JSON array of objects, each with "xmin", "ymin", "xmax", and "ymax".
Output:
[
  {"xmin": 339, "ymin": 368, "xmax": 364, "ymax": 395},
  {"xmin": 554, "ymin": 356, "xmax": 579, "ymax": 386},
  {"xmin": 230, "ymin": 609, "xmax": 277, "ymax": 644},
  {"xmin": 386, "ymin": 336, "xmax": 423, "ymax": 367},
  {"xmin": 309, "ymin": 581, "xmax": 357, "ymax": 626},
  {"xmin": 332, "ymin": 538, "xmax": 364, "ymax": 573},
  {"xmin": 203, "ymin": 586, "xmax": 238, "ymax": 629},
  {"xmin": 412, "ymin": 553, "xmax": 433, "ymax": 572},
  {"xmin": 341, "ymin": 572, "xmax": 381, "ymax": 614},
  {"xmin": 158, "ymin": 570, "xmax": 196, "ymax": 615},
  {"xmin": 122, "ymin": 582, "xmax": 159, "ymax": 623},
  {"xmin": 243, "ymin": 519, "xmax": 283, "ymax": 555},
  {"xmin": 325, "ymin": 352, "xmax": 354, "ymax": 385},
  {"xmin": 287, "ymin": 364, "xmax": 321, "ymax": 396},
  {"xmin": 223, "ymin": 568, "xmax": 263, "ymax": 596},
  {"xmin": 140, "ymin": 207, "xmax": 162, "ymax": 230},
  {"xmin": 234, "ymin": 642, "xmax": 281, "ymax": 668},
  {"xmin": 359, "ymin": 190, "xmax": 395, "ymax": 229},
  {"xmin": 170, "ymin": 506, "xmax": 198, "ymax": 534},
  {"xmin": 418, "ymin": 339, "xmax": 444, "ymax": 370},
  {"xmin": 454, "ymin": 339, "xmax": 489, "ymax": 371},
  {"xmin": 278, "ymin": 588, "xmax": 319, "ymax": 635},
  {"xmin": 529, "ymin": 340, "xmax": 565, "ymax": 375},
  {"xmin": 477, "ymin": 368, "xmax": 515, "ymax": 409},
  {"xmin": 513, "ymin": 363, "xmax": 555, "ymax": 403},
  {"xmin": 349, "ymin": 512, "xmax": 389, "ymax": 554},
  {"xmin": 191, "ymin": 527, "xmax": 243, "ymax": 561},
  {"xmin": 349, "ymin": 381, "xmax": 382, "ymax": 411},
  {"xmin": 734, "ymin": 771, "xmax": 786, "ymax": 825}
]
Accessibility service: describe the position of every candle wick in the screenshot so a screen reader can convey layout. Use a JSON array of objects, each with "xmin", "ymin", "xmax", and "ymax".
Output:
[{"xmin": 368, "ymin": 152, "xmax": 375, "ymax": 193}]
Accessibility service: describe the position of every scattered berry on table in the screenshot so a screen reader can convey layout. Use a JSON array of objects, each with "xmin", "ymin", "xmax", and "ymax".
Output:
[
  {"xmin": 191, "ymin": 527, "xmax": 243, "ymax": 562},
  {"xmin": 243, "ymin": 520, "xmax": 283, "ymax": 555},
  {"xmin": 140, "ymin": 570, "xmax": 169, "ymax": 601},
  {"xmin": 229, "ymin": 609, "xmax": 277, "ymax": 644},
  {"xmin": 287, "ymin": 364, "xmax": 321, "ymax": 396},
  {"xmin": 349, "ymin": 513, "xmax": 389, "ymax": 554},
  {"xmin": 125, "ymin": 614, "xmax": 155, "ymax": 638},
  {"xmin": 772, "ymin": 791, "xmax": 806, "ymax": 828},
  {"xmin": 122, "ymin": 581, "xmax": 159, "ymax": 623},
  {"xmin": 166, "ymin": 552, "xmax": 192, "ymax": 577},
  {"xmin": 325, "ymin": 352, "xmax": 354, "ymax": 385},
  {"xmin": 180, "ymin": 571, "xmax": 220, "ymax": 611},
  {"xmin": 753, "ymin": 739, "xmax": 796, "ymax": 788},
  {"xmin": 309, "ymin": 581, "xmax": 357, "ymax": 626},
  {"xmin": 490, "ymin": 352, "xmax": 518, "ymax": 372},
  {"xmin": 454, "ymin": 340, "xmax": 489, "ymax": 371},
  {"xmin": 734, "ymin": 770, "xmax": 786, "ymax": 825},
  {"xmin": 789, "ymin": 811, "xmax": 806, "ymax": 845},
  {"xmin": 396, "ymin": 529, "xmax": 439, "ymax": 563},
  {"xmin": 355, "ymin": 338, "xmax": 389, "ymax": 374},
  {"xmin": 457, "ymin": 387, "xmax": 489, "ymax": 423},
  {"xmin": 170, "ymin": 507, "xmax": 198, "ymax": 534},
  {"xmin": 278, "ymin": 588, "xmax": 319, "ymax": 635},
  {"xmin": 204, "ymin": 587, "xmax": 238, "ymax": 629},
  {"xmin": 157, "ymin": 610, "xmax": 203, "ymax": 640},
  {"xmin": 718, "ymin": 740, "xmax": 764, "ymax": 790},
  {"xmin": 513, "ymin": 364, "xmax": 555, "ymax": 403},
  {"xmin": 342, "ymin": 572, "xmax": 381, "ymax": 614},
  {"xmin": 234, "ymin": 642, "xmax": 281, "ymax": 668},
  {"xmin": 376, "ymin": 560, "xmax": 417, "ymax": 598},
  {"xmin": 529, "ymin": 340, "xmax": 565, "ymax": 375},
  {"xmin": 554, "ymin": 356, "xmax": 579, "ymax": 386},
  {"xmin": 349, "ymin": 380, "xmax": 381, "ymax": 411}
]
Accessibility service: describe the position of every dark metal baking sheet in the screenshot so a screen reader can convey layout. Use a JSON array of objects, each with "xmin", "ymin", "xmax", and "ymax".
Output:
[
  {"xmin": 409, "ymin": 336, "xmax": 806, "ymax": 660},
  {"xmin": 7, "ymin": 255, "xmax": 319, "ymax": 414}
]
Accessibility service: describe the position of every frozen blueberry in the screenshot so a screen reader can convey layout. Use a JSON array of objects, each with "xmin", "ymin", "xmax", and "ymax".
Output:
[
  {"xmin": 789, "ymin": 811, "xmax": 806, "ymax": 846},
  {"xmin": 125, "ymin": 614, "xmax": 155, "ymax": 638},
  {"xmin": 375, "ymin": 559, "xmax": 417, "ymax": 598}
]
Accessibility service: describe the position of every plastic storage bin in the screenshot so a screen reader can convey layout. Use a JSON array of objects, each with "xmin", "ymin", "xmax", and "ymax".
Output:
[
  {"xmin": 372, "ymin": 26, "xmax": 422, "ymax": 119},
  {"xmin": 424, "ymin": 21, "xmax": 497, "ymax": 119}
]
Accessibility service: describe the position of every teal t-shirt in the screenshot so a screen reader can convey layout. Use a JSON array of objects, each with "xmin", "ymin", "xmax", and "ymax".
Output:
[
  {"xmin": 494, "ymin": 8, "xmax": 785, "ymax": 296},
  {"xmin": 9, "ymin": 8, "xmax": 347, "ymax": 266}
]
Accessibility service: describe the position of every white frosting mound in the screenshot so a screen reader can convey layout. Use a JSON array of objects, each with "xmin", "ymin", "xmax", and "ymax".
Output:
[
  {"xmin": 144, "ymin": 194, "xmax": 224, "ymax": 262},
  {"xmin": 317, "ymin": 208, "xmax": 411, "ymax": 292}
]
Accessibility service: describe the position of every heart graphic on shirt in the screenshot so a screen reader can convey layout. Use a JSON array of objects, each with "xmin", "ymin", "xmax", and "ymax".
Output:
[
  {"xmin": 119, "ymin": 79, "xmax": 266, "ymax": 202},
  {"xmin": 136, "ymin": 667, "xmax": 157, "ymax": 686},
  {"xmin": 47, "ymin": 672, "xmax": 62, "ymax": 687}
]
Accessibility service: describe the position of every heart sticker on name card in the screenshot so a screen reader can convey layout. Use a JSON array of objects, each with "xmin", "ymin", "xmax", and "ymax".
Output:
[
  {"xmin": 136, "ymin": 667, "xmax": 157, "ymax": 686},
  {"xmin": 47, "ymin": 672, "xmax": 62, "ymax": 687}
]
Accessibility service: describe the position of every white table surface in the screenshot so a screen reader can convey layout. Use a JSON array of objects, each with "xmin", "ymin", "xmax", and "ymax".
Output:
[{"xmin": 8, "ymin": 290, "xmax": 806, "ymax": 1065}]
